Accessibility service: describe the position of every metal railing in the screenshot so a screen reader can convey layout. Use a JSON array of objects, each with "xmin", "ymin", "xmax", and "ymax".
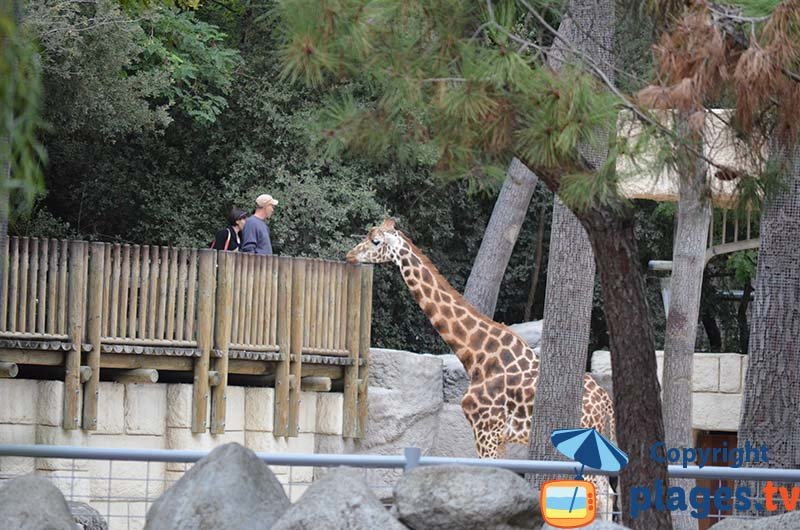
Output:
[{"xmin": 1, "ymin": 445, "xmax": 799, "ymax": 530}]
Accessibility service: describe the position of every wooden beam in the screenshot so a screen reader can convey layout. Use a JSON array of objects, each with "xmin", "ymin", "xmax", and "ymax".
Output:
[
  {"xmin": 0, "ymin": 349, "xmax": 63, "ymax": 366},
  {"xmin": 100, "ymin": 354, "xmax": 192, "ymax": 371},
  {"xmin": 0, "ymin": 362, "xmax": 19, "ymax": 378},
  {"xmin": 211, "ymin": 251, "xmax": 235, "ymax": 434},
  {"xmin": 343, "ymin": 265, "xmax": 361, "ymax": 438},
  {"xmin": 192, "ymin": 250, "xmax": 216, "ymax": 433},
  {"xmin": 300, "ymin": 376, "xmax": 331, "ymax": 392},
  {"xmin": 228, "ymin": 359, "xmax": 277, "ymax": 375},
  {"xmin": 208, "ymin": 371, "xmax": 222, "ymax": 387},
  {"xmin": 273, "ymin": 258, "xmax": 293, "ymax": 436},
  {"xmin": 83, "ymin": 242, "xmax": 105, "ymax": 430},
  {"xmin": 64, "ymin": 241, "xmax": 86, "ymax": 430},
  {"xmin": 115, "ymin": 368, "xmax": 158, "ymax": 384},
  {"xmin": 288, "ymin": 258, "xmax": 306, "ymax": 437},
  {"xmin": 357, "ymin": 265, "xmax": 373, "ymax": 438}
]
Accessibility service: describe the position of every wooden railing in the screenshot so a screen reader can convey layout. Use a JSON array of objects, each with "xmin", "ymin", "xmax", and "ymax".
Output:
[
  {"xmin": 706, "ymin": 207, "xmax": 760, "ymax": 263},
  {"xmin": 0, "ymin": 237, "xmax": 373, "ymax": 438}
]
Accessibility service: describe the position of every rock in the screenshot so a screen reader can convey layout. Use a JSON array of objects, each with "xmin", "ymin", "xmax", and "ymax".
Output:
[
  {"xmin": 509, "ymin": 320, "xmax": 543, "ymax": 349},
  {"xmin": 272, "ymin": 467, "xmax": 406, "ymax": 530},
  {"xmin": 440, "ymin": 354, "xmax": 470, "ymax": 404},
  {"xmin": 0, "ymin": 475, "xmax": 76, "ymax": 530},
  {"xmin": 394, "ymin": 465, "xmax": 542, "ymax": 530},
  {"xmin": 711, "ymin": 511, "xmax": 800, "ymax": 529},
  {"xmin": 69, "ymin": 501, "xmax": 108, "ymax": 530},
  {"xmin": 432, "ymin": 403, "xmax": 477, "ymax": 458},
  {"xmin": 145, "ymin": 443, "xmax": 289, "ymax": 530}
]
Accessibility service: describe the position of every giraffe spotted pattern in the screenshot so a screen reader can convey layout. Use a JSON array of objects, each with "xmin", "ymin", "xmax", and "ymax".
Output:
[{"xmin": 347, "ymin": 219, "xmax": 616, "ymax": 459}]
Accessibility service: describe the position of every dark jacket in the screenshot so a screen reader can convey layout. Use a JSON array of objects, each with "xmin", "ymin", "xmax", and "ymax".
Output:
[{"xmin": 211, "ymin": 226, "xmax": 240, "ymax": 251}]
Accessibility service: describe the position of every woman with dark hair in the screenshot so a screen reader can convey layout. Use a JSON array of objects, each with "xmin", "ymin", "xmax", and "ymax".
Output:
[{"xmin": 211, "ymin": 208, "xmax": 248, "ymax": 251}]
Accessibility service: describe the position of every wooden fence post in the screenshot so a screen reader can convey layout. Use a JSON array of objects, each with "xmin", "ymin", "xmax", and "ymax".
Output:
[
  {"xmin": 288, "ymin": 258, "xmax": 306, "ymax": 437},
  {"xmin": 192, "ymin": 249, "xmax": 216, "ymax": 433},
  {"xmin": 63, "ymin": 241, "xmax": 87, "ymax": 430},
  {"xmin": 82, "ymin": 243, "xmax": 105, "ymax": 430},
  {"xmin": 273, "ymin": 258, "xmax": 293, "ymax": 436},
  {"xmin": 211, "ymin": 251, "xmax": 235, "ymax": 434},
  {"xmin": 343, "ymin": 265, "xmax": 362, "ymax": 438},
  {"xmin": 357, "ymin": 265, "xmax": 373, "ymax": 438}
]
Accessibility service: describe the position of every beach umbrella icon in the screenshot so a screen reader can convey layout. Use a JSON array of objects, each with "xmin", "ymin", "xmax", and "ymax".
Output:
[{"xmin": 550, "ymin": 427, "xmax": 629, "ymax": 513}]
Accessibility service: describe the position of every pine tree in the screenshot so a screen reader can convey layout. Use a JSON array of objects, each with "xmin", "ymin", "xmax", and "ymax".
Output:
[{"xmin": 275, "ymin": 2, "xmax": 672, "ymax": 526}]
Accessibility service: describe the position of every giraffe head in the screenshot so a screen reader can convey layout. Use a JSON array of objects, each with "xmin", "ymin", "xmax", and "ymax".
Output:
[{"xmin": 346, "ymin": 218, "xmax": 404, "ymax": 265}]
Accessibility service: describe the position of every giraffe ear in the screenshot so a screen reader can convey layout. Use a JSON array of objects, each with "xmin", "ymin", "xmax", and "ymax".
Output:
[{"xmin": 379, "ymin": 218, "xmax": 397, "ymax": 231}]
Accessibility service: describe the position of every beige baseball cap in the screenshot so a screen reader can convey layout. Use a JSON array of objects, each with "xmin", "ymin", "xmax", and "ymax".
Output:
[{"xmin": 255, "ymin": 194, "xmax": 279, "ymax": 208}]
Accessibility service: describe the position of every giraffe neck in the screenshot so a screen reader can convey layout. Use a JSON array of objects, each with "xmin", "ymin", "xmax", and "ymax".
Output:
[{"xmin": 394, "ymin": 234, "xmax": 487, "ymax": 372}]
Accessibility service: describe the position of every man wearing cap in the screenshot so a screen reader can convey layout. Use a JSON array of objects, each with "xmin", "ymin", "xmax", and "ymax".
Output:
[{"xmin": 241, "ymin": 194, "xmax": 278, "ymax": 255}]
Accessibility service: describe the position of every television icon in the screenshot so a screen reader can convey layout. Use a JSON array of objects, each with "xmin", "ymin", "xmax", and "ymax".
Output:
[{"xmin": 540, "ymin": 479, "xmax": 596, "ymax": 528}]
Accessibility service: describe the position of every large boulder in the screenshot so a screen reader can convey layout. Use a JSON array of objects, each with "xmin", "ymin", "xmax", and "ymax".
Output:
[
  {"xmin": 272, "ymin": 467, "xmax": 406, "ymax": 530},
  {"xmin": 431, "ymin": 403, "xmax": 478, "ymax": 458},
  {"xmin": 0, "ymin": 475, "xmax": 76, "ymax": 530},
  {"xmin": 69, "ymin": 501, "xmax": 108, "ymax": 530},
  {"xmin": 509, "ymin": 320, "xmax": 543, "ymax": 350},
  {"xmin": 711, "ymin": 511, "xmax": 800, "ymax": 529},
  {"xmin": 394, "ymin": 465, "xmax": 542, "ymax": 530},
  {"xmin": 145, "ymin": 443, "xmax": 290, "ymax": 530},
  {"xmin": 440, "ymin": 354, "xmax": 470, "ymax": 404}
]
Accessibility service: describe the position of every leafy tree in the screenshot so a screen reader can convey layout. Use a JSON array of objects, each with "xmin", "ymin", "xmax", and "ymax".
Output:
[{"xmin": 274, "ymin": 1, "xmax": 673, "ymax": 527}]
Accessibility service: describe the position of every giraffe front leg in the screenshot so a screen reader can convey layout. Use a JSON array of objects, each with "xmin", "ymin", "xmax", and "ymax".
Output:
[{"xmin": 473, "ymin": 424, "xmax": 506, "ymax": 459}]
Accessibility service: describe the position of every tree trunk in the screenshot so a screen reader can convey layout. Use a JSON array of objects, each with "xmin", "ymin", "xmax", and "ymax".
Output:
[
  {"xmin": 738, "ymin": 144, "xmax": 800, "ymax": 472},
  {"xmin": 527, "ymin": 0, "xmax": 612, "ymax": 479},
  {"xmin": 523, "ymin": 202, "xmax": 547, "ymax": 321},
  {"xmin": 463, "ymin": 157, "xmax": 538, "ymax": 317},
  {"xmin": 661, "ymin": 119, "xmax": 710, "ymax": 530},
  {"xmin": 737, "ymin": 281, "xmax": 752, "ymax": 355},
  {"xmin": 582, "ymin": 208, "xmax": 673, "ymax": 530}
]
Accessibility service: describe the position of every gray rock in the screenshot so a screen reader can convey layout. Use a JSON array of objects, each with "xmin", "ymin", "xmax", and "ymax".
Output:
[
  {"xmin": 394, "ymin": 465, "xmax": 542, "ymax": 530},
  {"xmin": 272, "ymin": 468, "xmax": 406, "ymax": 530},
  {"xmin": 509, "ymin": 320, "xmax": 543, "ymax": 349},
  {"xmin": 711, "ymin": 511, "xmax": 800, "ymax": 529},
  {"xmin": 440, "ymin": 354, "xmax": 470, "ymax": 404},
  {"xmin": 432, "ymin": 403, "xmax": 477, "ymax": 458},
  {"xmin": 69, "ymin": 501, "xmax": 108, "ymax": 530},
  {"xmin": 0, "ymin": 475, "xmax": 76, "ymax": 530},
  {"xmin": 145, "ymin": 443, "xmax": 290, "ymax": 530}
]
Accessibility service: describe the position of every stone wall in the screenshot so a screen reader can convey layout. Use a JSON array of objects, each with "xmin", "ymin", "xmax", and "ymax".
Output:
[
  {"xmin": 0, "ymin": 377, "xmax": 342, "ymax": 528},
  {"xmin": 592, "ymin": 351, "xmax": 747, "ymax": 432}
]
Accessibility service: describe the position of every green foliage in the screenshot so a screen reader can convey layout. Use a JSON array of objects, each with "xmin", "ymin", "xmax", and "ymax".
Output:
[
  {"xmin": 726, "ymin": 249, "xmax": 758, "ymax": 285},
  {"xmin": 1, "ymin": 2, "xmax": 47, "ymax": 214},
  {"xmin": 138, "ymin": 9, "xmax": 243, "ymax": 124},
  {"xmin": 719, "ymin": 0, "xmax": 781, "ymax": 17}
]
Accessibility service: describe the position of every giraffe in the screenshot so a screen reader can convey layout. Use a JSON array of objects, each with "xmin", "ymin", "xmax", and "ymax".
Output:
[
  {"xmin": 347, "ymin": 219, "xmax": 618, "ymax": 518},
  {"xmin": 347, "ymin": 218, "xmax": 616, "ymax": 458}
]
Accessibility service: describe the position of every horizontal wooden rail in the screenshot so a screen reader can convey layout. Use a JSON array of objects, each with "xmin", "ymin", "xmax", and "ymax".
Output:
[{"xmin": 0, "ymin": 237, "xmax": 373, "ymax": 437}]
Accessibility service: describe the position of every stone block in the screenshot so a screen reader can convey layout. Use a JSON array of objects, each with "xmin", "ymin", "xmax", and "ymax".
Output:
[
  {"xmin": 125, "ymin": 384, "xmax": 166, "ymax": 435},
  {"xmin": 692, "ymin": 355, "xmax": 719, "ymax": 392},
  {"xmin": 35, "ymin": 425, "xmax": 89, "ymax": 471},
  {"xmin": 88, "ymin": 458, "xmax": 166, "ymax": 500},
  {"xmin": 692, "ymin": 392, "xmax": 742, "ymax": 431},
  {"xmin": 88, "ymin": 502, "xmax": 127, "ymax": 530},
  {"xmin": 88, "ymin": 433, "xmax": 164, "ymax": 450},
  {"xmin": 315, "ymin": 393, "xmax": 343, "ymax": 435},
  {"xmin": 127, "ymin": 502, "xmax": 147, "ymax": 530},
  {"xmin": 166, "ymin": 384, "xmax": 193, "ymax": 428},
  {"xmin": 0, "ymin": 424, "xmax": 36, "ymax": 474},
  {"xmin": 96, "ymin": 382, "xmax": 124, "ymax": 434},
  {"xmin": 432, "ymin": 403, "xmax": 477, "ymax": 458},
  {"xmin": 0, "ymin": 378, "xmax": 38, "ymax": 424},
  {"xmin": 224, "ymin": 385, "xmax": 246, "ymax": 432},
  {"xmin": 591, "ymin": 351, "xmax": 612, "ymax": 375},
  {"xmin": 245, "ymin": 387, "xmax": 274, "ymax": 432},
  {"xmin": 245, "ymin": 431, "xmax": 290, "ymax": 475},
  {"xmin": 298, "ymin": 391, "xmax": 317, "ymax": 433},
  {"xmin": 35, "ymin": 469, "xmax": 91, "ymax": 502},
  {"xmin": 36, "ymin": 380, "xmax": 64, "ymax": 427},
  {"xmin": 719, "ymin": 354, "xmax": 744, "ymax": 393}
]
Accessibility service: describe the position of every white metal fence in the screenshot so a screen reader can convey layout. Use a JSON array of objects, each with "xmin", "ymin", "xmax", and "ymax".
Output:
[{"xmin": 1, "ymin": 445, "xmax": 799, "ymax": 530}]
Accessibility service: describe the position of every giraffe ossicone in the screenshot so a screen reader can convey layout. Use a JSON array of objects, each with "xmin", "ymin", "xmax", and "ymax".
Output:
[{"xmin": 347, "ymin": 218, "xmax": 616, "ymax": 459}]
